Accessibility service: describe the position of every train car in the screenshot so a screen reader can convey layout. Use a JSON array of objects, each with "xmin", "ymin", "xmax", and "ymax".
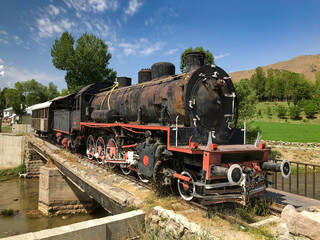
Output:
[
  {"xmin": 32, "ymin": 52, "xmax": 291, "ymax": 205},
  {"xmin": 31, "ymin": 101, "xmax": 53, "ymax": 136}
]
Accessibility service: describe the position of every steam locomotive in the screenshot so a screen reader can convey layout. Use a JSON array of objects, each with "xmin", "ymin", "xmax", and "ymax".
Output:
[{"xmin": 31, "ymin": 52, "xmax": 291, "ymax": 205}]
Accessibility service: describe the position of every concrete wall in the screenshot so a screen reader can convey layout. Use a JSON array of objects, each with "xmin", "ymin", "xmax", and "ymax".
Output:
[
  {"xmin": 12, "ymin": 123, "xmax": 32, "ymax": 133},
  {"xmin": 0, "ymin": 134, "xmax": 24, "ymax": 168},
  {"xmin": 3, "ymin": 210, "xmax": 145, "ymax": 240}
]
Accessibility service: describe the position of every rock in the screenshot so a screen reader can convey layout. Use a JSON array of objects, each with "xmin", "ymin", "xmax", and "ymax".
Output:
[
  {"xmin": 282, "ymin": 205, "xmax": 320, "ymax": 240},
  {"xmin": 281, "ymin": 205, "xmax": 298, "ymax": 223},
  {"xmin": 308, "ymin": 206, "xmax": 320, "ymax": 212},
  {"xmin": 61, "ymin": 215, "xmax": 69, "ymax": 220},
  {"xmin": 277, "ymin": 222, "xmax": 289, "ymax": 236},
  {"xmin": 278, "ymin": 234, "xmax": 294, "ymax": 240},
  {"xmin": 165, "ymin": 224, "xmax": 178, "ymax": 236},
  {"xmin": 13, "ymin": 198, "xmax": 19, "ymax": 201},
  {"xmin": 126, "ymin": 196, "xmax": 142, "ymax": 208},
  {"xmin": 151, "ymin": 215, "xmax": 161, "ymax": 224}
]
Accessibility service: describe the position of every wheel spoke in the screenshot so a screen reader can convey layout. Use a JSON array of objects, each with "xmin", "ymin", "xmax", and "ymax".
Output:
[
  {"xmin": 177, "ymin": 171, "xmax": 196, "ymax": 201},
  {"xmin": 96, "ymin": 136, "xmax": 106, "ymax": 164},
  {"xmin": 86, "ymin": 135, "xmax": 95, "ymax": 160}
]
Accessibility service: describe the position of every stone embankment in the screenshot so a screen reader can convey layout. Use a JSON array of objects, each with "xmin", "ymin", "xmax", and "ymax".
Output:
[
  {"xmin": 266, "ymin": 140, "xmax": 320, "ymax": 148},
  {"xmin": 147, "ymin": 206, "xmax": 217, "ymax": 239}
]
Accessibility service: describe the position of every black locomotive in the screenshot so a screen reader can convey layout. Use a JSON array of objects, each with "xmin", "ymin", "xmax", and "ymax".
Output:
[{"xmin": 32, "ymin": 52, "xmax": 291, "ymax": 205}]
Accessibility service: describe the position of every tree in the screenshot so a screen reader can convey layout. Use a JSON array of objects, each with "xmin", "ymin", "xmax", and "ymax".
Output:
[
  {"xmin": 13, "ymin": 79, "xmax": 60, "ymax": 106},
  {"xmin": 250, "ymin": 67, "xmax": 266, "ymax": 101},
  {"xmin": 51, "ymin": 32, "xmax": 117, "ymax": 93},
  {"xmin": 304, "ymin": 102, "xmax": 317, "ymax": 119},
  {"xmin": 234, "ymin": 79, "xmax": 258, "ymax": 121},
  {"xmin": 4, "ymin": 89, "xmax": 26, "ymax": 116},
  {"xmin": 265, "ymin": 69, "xmax": 275, "ymax": 101},
  {"xmin": 180, "ymin": 46, "xmax": 214, "ymax": 72},
  {"xmin": 275, "ymin": 105, "xmax": 287, "ymax": 118},
  {"xmin": 47, "ymin": 82, "xmax": 60, "ymax": 100},
  {"xmin": 288, "ymin": 105, "xmax": 300, "ymax": 119},
  {"xmin": 60, "ymin": 88, "xmax": 69, "ymax": 96},
  {"xmin": 315, "ymin": 72, "xmax": 320, "ymax": 95}
]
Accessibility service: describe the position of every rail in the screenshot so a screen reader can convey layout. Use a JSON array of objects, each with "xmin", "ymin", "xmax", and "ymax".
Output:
[{"xmin": 270, "ymin": 159, "xmax": 320, "ymax": 200}]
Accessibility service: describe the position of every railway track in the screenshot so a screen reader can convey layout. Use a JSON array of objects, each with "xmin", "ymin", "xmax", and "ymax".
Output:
[{"xmin": 42, "ymin": 136, "xmax": 286, "ymax": 220}]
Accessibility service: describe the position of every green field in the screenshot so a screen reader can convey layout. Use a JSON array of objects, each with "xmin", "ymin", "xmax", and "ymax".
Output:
[{"xmin": 251, "ymin": 121, "xmax": 320, "ymax": 143}]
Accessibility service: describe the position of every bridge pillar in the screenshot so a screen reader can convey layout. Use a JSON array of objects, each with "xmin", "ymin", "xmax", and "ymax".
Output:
[
  {"xmin": 25, "ymin": 144, "xmax": 46, "ymax": 177},
  {"xmin": 39, "ymin": 166, "xmax": 98, "ymax": 216}
]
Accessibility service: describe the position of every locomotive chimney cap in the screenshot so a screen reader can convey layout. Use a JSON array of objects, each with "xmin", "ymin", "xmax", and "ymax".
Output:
[{"xmin": 185, "ymin": 51, "xmax": 205, "ymax": 72}]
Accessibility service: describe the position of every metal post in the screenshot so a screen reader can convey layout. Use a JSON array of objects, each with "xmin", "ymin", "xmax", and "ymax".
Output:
[
  {"xmin": 244, "ymin": 121, "xmax": 246, "ymax": 144},
  {"xmin": 313, "ymin": 166, "xmax": 316, "ymax": 199},
  {"xmin": 305, "ymin": 164, "xmax": 307, "ymax": 197},
  {"xmin": 297, "ymin": 163, "xmax": 299, "ymax": 195},
  {"xmin": 241, "ymin": 121, "xmax": 246, "ymax": 144},
  {"xmin": 289, "ymin": 173, "xmax": 292, "ymax": 193}
]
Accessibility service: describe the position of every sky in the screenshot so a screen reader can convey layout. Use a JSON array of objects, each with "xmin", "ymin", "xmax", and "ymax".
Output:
[{"xmin": 0, "ymin": 0, "xmax": 320, "ymax": 91}]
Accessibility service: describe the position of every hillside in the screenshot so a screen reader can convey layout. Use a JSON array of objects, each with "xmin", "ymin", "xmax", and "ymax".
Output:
[{"xmin": 229, "ymin": 54, "xmax": 320, "ymax": 82}]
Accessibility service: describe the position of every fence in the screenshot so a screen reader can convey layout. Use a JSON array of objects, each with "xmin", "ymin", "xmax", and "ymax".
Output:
[{"xmin": 269, "ymin": 159, "xmax": 320, "ymax": 200}]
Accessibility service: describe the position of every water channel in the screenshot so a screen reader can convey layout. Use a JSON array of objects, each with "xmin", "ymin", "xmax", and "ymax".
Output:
[{"xmin": 0, "ymin": 178, "xmax": 109, "ymax": 238}]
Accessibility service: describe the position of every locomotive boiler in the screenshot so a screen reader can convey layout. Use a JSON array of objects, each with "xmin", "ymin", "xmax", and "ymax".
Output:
[{"xmin": 33, "ymin": 51, "xmax": 291, "ymax": 205}]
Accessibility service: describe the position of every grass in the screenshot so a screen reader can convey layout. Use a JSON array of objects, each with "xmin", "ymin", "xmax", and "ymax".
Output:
[
  {"xmin": 233, "ymin": 223, "xmax": 275, "ymax": 240},
  {"xmin": 0, "ymin": 163, "xmax": 26, "ymax": 181},
  {"xmin": 0, "ymin": 209, "xmax": 15, "ymax": 216},
  {"xmin": 1, "ymin": 124, "xmax": 12, "ymax": 133},
  {"xmin": 251, "ymin": 120, "xmax": 320, "ymax": 143}
]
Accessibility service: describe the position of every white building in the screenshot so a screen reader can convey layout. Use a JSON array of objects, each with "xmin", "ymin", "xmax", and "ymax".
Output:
[{"xmin": 3, "ymin": 107, "xmax": 13, "ymax": 118}]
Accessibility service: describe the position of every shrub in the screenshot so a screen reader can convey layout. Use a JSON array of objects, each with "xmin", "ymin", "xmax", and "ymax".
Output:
[
  {"xmin": 266, "ymin": 106, "xmax": 273, "ymax": 118},
  {"xmin": 257, "ymin": 109, "xmax": 262, "ymax": 117},
  {"xmin": 275, "ymin": 105, "xmax": 287, "ymax": 118},
  {"xmin": 289, "ymin": 105, "xmax": 301, "ymax": 119},
  {"xmin": 304, "ymin": 102, "xmax": 318, "ymax": 119}
]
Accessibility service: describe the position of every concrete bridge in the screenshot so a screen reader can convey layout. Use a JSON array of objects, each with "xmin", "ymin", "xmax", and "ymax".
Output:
[{"xmin": 25, "ymin": 135, "xmax": 146, "ymax": 215}]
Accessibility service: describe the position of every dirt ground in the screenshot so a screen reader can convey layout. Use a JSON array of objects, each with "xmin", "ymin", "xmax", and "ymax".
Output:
[{"xmin": 271, "ymin": 145, "xmax": 320, "ymax": 165}]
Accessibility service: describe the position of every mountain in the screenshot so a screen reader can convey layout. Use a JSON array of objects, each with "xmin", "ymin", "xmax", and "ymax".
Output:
[{"xmin": 229, "ymin": 54, "xmax": 320, "ymax": 82}]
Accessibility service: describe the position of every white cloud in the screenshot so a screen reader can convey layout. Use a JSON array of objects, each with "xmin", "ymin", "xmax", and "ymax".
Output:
[
  {"xmin": 141, "ymin": 42, "xmax": 165, "ymax": 56},
  {"xmin": 0, "ymin": 38, "xmax": 9, "ymax": 44},
  {"xmin": 36, "ymin": 17, "xmax": 75, "ymax": 38},
  {"xmin": 164, "ymin": 48, "xmax": 178, "ymax": 55},
  {"xmin": 0, "ymin": 65, "xmax": 64, "ymax": 89},
  {"xmin": 64, "ymin": 0, "xmax": 118, "ymax": 13},
  {"xmin": 124, "ymin": 0, "xmax": 142, "ymax": 16},
  {"xmin": 48, "ymin": 4, "xmax": 60, "ymax": 16},
  {"xmin": 0, "ymin": 59, "xmax": 5, "ymax": 77},
  {"xmin": 0, "ymin": 30, "xmax": 8, "ymax": 35},
  {"xmin": 215, "ymin": 53, "xmax": 230, "ymax": 60},
  {"xmin": 144, "ymin": 18, "xmax": 155, "ymax": 26},
  {"xmin": 118, "ymin": 39, "xmax": 165, "ymax": 57},
  {"xmin": 14, "ymin": 35, "xmax": 23, "ymax": 45}
]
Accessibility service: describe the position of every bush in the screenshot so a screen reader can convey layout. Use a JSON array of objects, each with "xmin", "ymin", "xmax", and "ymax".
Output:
[
  {"xmin": 266, "ymin": 106, "xmax": 273, "ymax": 118},
  {"xmin": 289, "ymin": 105, "xmax": 301, "ymax": 119},
  {"xmin": 304, "ymin": 102, "xmax": 318, "ymax": 119},
  {"xmin": 275, "ymin": 105, "xmax": 287, "ymax": 118},
  {"xmin": 257, "ymin": 109, "xmax": 262, "ymax": 117}
]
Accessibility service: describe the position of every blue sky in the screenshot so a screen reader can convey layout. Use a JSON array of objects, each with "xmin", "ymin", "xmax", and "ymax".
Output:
[{"xmin": 0, "ymin": 0, "xmax": 320, "ymax": 90}]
